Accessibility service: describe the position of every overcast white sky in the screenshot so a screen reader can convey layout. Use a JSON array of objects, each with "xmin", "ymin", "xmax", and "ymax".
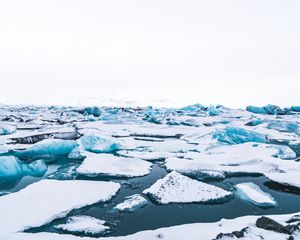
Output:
[{"xmin": 0, "ymin": 0, "xmax": 299, "ymax": 108}]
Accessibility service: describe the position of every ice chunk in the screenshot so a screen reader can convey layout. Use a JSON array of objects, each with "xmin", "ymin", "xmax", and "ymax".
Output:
[
  {"xmin": 54, "ymin": 216, "xmax": 109, "ymax": 235},
  {"xmin": 235, "ymin": 182, "xmax": 277, "ymax": 207},
  {"xmin": 114, "ymin": 194, "xmax": 148, "ymax": 212},
  {"xmin": 208, "ymin": 105, "xmax": 221, "ymax": 116},
  {"xmin": 79, "ymin": 107, "xmax": 102, "ymax": 117},
  {"xmin": 246, "ymin": 105, "xmax": 286, "ymax": 115},
  {"xmin": 16, "ymin": 139, "xmax": 78, "ymax": 159},
  {"xmin": 0, "ymin": 179, "xmax": 120, "ymax": 237},
  {"xmin": 80, "ymin": 135, "xmax": 120, "ymax": 153},
  {"xmin": 143, "ymin": 171, "xmax": 231, "ymax": 204},
  {"xmin": 165, "ymin": 143, "xmax": 298, "ymax": 177},
  {"xmin": 179, "ymin": 103, "xmax": 205, "ymax": 113},
  {"xmin": 77, "ymin": 153, "xmax": 152, "ymax": 177},
  {"xmin": 265, "ymin": 171, "xmax": 300, "ymax": 189},
  {"xmin": 213, "ymin": 127, "xmax": 266, "ymax": 144},
  {"xmin": 290, "ymin": 106, "xmax": 300, "ymax": 112},
  {"xmin": 267, "ymin": 121, "xmax": 300, "ymax": 135},
  {"xmin": 0, "ymin": 123, "xmax": 16, "ymax": 135},
  {"xmin": 0, "ymin": 156, "xmax": 47, "ymax": 178}
]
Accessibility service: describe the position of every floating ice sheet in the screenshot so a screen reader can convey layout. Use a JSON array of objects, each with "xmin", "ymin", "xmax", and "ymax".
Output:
[
  {"xmin": 235, "ymin": 182, "xmax": 277, "ymax": 207},
  {"xmin": 0, "ymin": 179, "xmax": 120, "ymax": 238},
  {"xmin": 54, "ymin": 215, "xmax": 109, "ymax": 235},
  {"xmin": 143, "ymin": 171, "xmax": 231, "ymax": 204}
]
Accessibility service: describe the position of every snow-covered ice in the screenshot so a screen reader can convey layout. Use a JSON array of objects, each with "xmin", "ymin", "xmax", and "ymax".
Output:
[
  {"xmin": 235, "ymin": 182, "xmax": 277, "ymax": 207},
  {"xmin": 77, "ymin": 153, "xmax": 152, "ymax": 177},
  {"xmin": 265, "ymin": 171, "xmax": 300, "ymax": 189},
  {"xmin": 54, "ymin": 215, "xmax": 109, "ymax": 235},
  {"xmin": 114, "ymin": 194, "xmax": 148, "ymax": 212},
  {"xmin": 0, "ymin": 179, "xmax": 120, "ymax": 238},
  {"xmin": 143, "ymin": 171, "xmax": 231, "ymax": 204}
]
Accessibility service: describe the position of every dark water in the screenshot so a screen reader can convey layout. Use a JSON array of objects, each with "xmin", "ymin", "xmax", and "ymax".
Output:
[{"xmin": 19, "ymin": 162, "xmax": 300, "ymax": 238}]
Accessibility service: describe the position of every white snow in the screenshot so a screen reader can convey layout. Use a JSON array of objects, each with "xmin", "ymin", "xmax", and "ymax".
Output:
[
  {"xmin": 77, "ymin": 153, "xmax": 152, "ymax": 177},
  {"xmin": 265, "ymin": 171, "xmax": 300, "ymax": 188},
  {"xmin": 0, "ymin": 179, "xmax": 120, "ymax": 238},
  {"xmin": 54, "ymin": 215, "xmax": 109, "ymax": 235},
  {"xmin": 235, "ymin": 182, "xmax": 277, "ymax": 207},
  {"xmin": 114, "ymin": 194, "xmax": 148, "ymax": 212},
  {"xmin": 143, "ymin": 171, "xmax": 231, "ymax": 204}
]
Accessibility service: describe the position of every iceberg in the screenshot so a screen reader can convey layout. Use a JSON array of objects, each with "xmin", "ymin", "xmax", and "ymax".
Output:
[
  {"xmin": 179, "ymin": 103, "xmax": 205, "ymax": 113},
  {"xmin": 267, "ymin": 121, "xmax": 300, "ymax": 135},
  {"xmin": 77, "ymin": 153, "xmax": 152, "ymax": 177},
  {"xmin": 0, "ymin": 156, "xmax": 47, "ymax": 178},
  {"xmin": 80, "ymin": 135, "xmax": 120, "ymax": 153},
  {"xmin": 235, "ymin": 182, "xmax": 277, "ymax": 207},
  {"xmin": 0, "ymin": 123, "xmax": 17, "ymax": 135},
  {"xmin": 213, "ymin": 127, "xmax": 267, "ymax": 144},
  {"xmin": 114, "ymin": 194, "xmax": 148, "ymax": 212},
  {"xmin": 15, "ymin": 139, "xmax": 78, "ymax": 159},
  {"xmin": 290, "ymin": 106, "xmax": 300, "ymax": 112},
  {"xmin": 79, "ymin": 106, "xmax": 102, "ymax": 117},
  {"xmin": 54, "ymin": 215, "xmax": 109, "ymax": 235},
  {"xmin": 208, "ymin": 105, "xmax": 221, "ymax": 116},
  {"xmin": 143, "ymin": 171, "xmax": 231, "ymax": 204},
  {"xmin": 246, "ymin": 105, "xmax": 286, "ymax": 115},
  {"xmin": 0, "ymin": 179, "xmax": 120, "ymax": 238}
]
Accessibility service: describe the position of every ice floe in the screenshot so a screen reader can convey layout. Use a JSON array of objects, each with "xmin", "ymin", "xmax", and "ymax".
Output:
[
  {"xmin": 0, "ymin": 179, "xmax": 120, "ymax": 238},
  {"xmin": 235, "ymin": 182, "xmax": 277, "ymax": 207},
  {"xmin": 77, "ymin": 153, "xmax": 152, "ymax": 177},
  {"xmin": 266, "ymin": 171, "xmax": 300, "ymax": 189},
  {"xmin": 143, "ymin": 171, "xmax": 231, "ymax": 204},
  {"xmin": 114, "ymin": 194, "xmax": 148, "ymax": 212},
  {"xmin": 165, "ymin": 143, "xmax": 299, "ymax": 177},
  {"xmin": 54, "ymin": 215, "xmax": 109, "ymax": 235}
]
